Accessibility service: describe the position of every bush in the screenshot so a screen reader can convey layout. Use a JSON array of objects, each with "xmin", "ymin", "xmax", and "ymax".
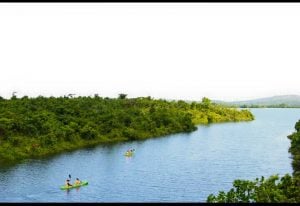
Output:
[{"xmin": 80, "ymin": 124, "xmax": 97, "ymax": 140}]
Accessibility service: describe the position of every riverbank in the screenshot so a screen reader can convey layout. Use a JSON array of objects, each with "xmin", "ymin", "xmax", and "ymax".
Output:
[
  {"xmin": 0, "ymin": 95, "xmax": 254, "ymax": 165},
  {"xmin": 207, "ymin": 119, "xmax": 300, "ymax": 203}
]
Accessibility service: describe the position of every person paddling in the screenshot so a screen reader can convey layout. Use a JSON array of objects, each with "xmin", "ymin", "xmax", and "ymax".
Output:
[{"xmin": 65, "ymin": 179, "xmax": 72, "ymax": 187}]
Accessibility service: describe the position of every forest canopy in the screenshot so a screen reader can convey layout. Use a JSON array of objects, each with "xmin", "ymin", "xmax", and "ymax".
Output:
[{"xmin": 0, "ymin": 95, "xmax": 254, "ymax": 164}]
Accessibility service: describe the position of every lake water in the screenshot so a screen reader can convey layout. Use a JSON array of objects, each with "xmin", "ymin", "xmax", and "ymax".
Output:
[{"xmin": 0, "ymin": 108, "xmax": 299, "ymax": 202}]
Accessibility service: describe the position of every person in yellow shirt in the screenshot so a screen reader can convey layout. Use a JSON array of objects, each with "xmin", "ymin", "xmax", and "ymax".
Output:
[{"xmin": 74, "ymin": 178, "xmax": 81, "ymax": 185}]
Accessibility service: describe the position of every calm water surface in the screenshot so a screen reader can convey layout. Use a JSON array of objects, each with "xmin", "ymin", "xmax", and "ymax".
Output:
[{"xmin": 0, "ymin": 108, "xmax": 299, "ymax": 202}]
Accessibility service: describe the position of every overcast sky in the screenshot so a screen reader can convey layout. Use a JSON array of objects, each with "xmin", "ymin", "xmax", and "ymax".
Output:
[{"xmin": 0, "ymin": 3, "xmax": 300, "ymax": 101}]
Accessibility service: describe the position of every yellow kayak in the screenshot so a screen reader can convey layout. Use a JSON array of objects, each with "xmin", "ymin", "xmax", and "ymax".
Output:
[
  {"xmin": 124, "ymin": 151, "xmax": 134, "ymax": 157},
  {"xmin": 60, "ymin": 181, "xmax": 88, "ymax": 190}
]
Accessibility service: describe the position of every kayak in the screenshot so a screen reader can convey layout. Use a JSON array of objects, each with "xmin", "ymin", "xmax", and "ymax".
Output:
[
  {"xmin": 124, "ymin": 152, "xmax": 134, "ymax": 157},
  {"xmin": 60, "ymin": 181, "xmax": 88, "ymax": 190}
]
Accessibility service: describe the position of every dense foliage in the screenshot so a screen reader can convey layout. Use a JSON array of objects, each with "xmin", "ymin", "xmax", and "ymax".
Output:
[
  {"xmin": 0, "ymin": 95, "xmax": 253, "ymax": 164},
  {"xmin": 288, "ymin": 120, "xmax": 300, "ymax": 177},
  {"xmin": 207, "ymin": 119, "xmax": 300, "ymax": 203}
]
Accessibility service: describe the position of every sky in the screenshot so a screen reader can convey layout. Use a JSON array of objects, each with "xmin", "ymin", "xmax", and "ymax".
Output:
[{"xmin": 0, "ymin": 3, "xmax": 300, "ymax": 101}]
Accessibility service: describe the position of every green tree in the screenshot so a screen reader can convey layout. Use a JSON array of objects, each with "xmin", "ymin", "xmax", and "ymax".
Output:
[
  {"xmin": 202, "ymin": 97, "xmax": 211, "ymax": 105},
  {"xmin": 118, "ymin": 93, "xmax": 127, "ymax": 99}
]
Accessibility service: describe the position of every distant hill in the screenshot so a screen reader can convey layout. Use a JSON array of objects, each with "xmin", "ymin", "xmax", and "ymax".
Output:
[{"xmin": 213, "ymin": 95, "xmax": 300, "ymax": 108}]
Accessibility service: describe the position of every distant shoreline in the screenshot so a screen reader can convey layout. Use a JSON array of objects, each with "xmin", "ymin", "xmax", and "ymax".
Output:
[
  {"xmin": 238, "ymin": 105, "xmax": 300, "ymax": 109},
  {"xmin": 212, "ymin": 94, "xmax": 300, "ymax": 108}
]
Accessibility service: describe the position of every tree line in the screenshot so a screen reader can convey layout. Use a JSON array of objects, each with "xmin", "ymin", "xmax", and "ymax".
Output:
[{"xmin": 0, "ymin": 95, "xmax": 254, "ymax": 164}]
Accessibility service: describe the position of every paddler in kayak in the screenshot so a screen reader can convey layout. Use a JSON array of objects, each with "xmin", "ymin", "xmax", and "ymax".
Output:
[
  {"xmin": 125, "ymin": 149, "xmax": 131, "ymax": 155},
  {"xmin": 74, "ymin": 178, "xmax": 81, "ymax": 185},
  {"xmin": 65, "ymin": 179, "xmax": 72, "ymax": 187},
  {"xmin": 125, "ymin": 149, "xmax": 135, "ymax": 156}
]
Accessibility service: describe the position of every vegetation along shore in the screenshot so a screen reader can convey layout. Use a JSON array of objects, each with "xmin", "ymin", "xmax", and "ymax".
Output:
[
  {"xmin": 0, "ymin": 94, "xmax": 254, "ymax": 165},
  {"xmin": 207, "ymin": 119, "xmax": 300, "ymax": 203}
]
